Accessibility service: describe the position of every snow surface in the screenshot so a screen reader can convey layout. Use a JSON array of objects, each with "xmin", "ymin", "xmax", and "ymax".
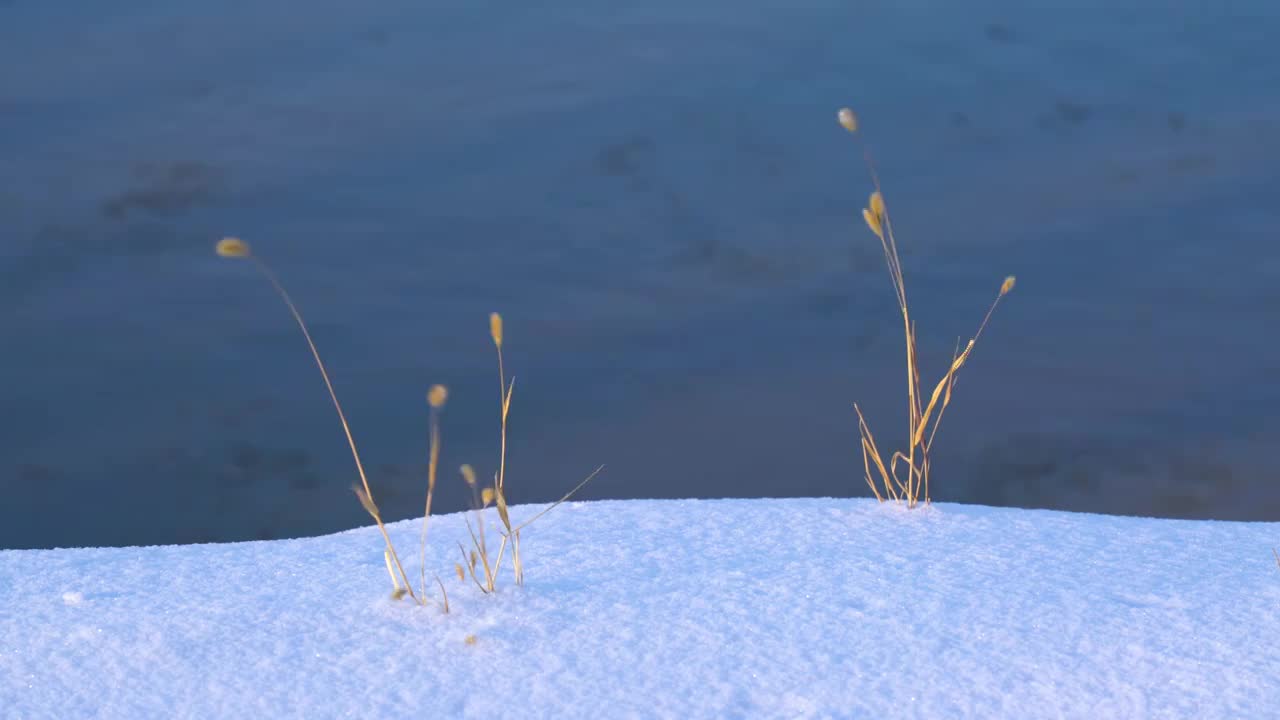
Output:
[{"xmin": 3, "ymin": 498, "xmax": 1278, "ymax": 718}]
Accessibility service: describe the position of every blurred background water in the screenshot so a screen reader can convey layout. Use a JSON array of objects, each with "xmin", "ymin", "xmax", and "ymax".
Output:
[{"xmin": 3, "ymin": 0, "xmax": 1279, "ymax": 548}]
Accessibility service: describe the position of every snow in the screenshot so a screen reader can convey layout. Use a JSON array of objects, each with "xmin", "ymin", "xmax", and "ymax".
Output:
[
  {"xmin": 3, "ymin": 498, "xmax": 1278, "ymax": 718},
  {"xmin": 4, "ymin": 0, "xmax": 1280, "ymax": 714}
]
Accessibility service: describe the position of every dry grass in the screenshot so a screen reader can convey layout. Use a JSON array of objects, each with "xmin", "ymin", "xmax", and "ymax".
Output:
[
  {"xmin": 419, "ymin": 384, "xmax": 449, "ymax": 608},
  {"xmin": 217, "ymin": 238, "xmax": 447, "ymax": 609},
  {"xmin": 456, "ymin": 313, "xmax": 604, "ymax": 593},
  {"xmin": 836, "ymin": 110, "xmax": 1016, "ymax": 508},
  {"xmin": 217, "ymin": 240, "xmax": 599, "ymax": 605}
]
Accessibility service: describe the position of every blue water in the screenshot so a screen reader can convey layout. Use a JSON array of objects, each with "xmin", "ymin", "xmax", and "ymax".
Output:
[{"xmin": 3, "ymin": 0, "xmax": 1279, "ymax": 548}]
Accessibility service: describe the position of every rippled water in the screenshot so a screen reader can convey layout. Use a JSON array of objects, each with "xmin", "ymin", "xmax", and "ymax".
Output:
[{"xmin": 3, "ymin": 0, "xmax": 1279, "ymax": 548}]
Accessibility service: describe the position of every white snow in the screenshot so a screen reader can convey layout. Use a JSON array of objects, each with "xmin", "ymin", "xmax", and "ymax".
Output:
[
  {"xmin": 3, "ymin": 498, "xmax": 1277, "ymax": 718},
  {"xmin": 4, "ymin": 1, "xmax": 1279, "ymax": 715}
]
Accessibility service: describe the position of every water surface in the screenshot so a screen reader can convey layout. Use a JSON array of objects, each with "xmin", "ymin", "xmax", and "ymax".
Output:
[{"xmin": 3, "ymin": 0, "xmax": 1279, "ymax": 548}]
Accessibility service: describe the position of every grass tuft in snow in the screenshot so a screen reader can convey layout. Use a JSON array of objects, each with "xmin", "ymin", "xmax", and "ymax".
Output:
[
  {"xmin": 459, "ymin": 463, "xmax": 499, "ymax": 593},
  {"xmin": 837, "ymin": 111, "xmax": 1017, "ymax": 509},
  {"xmin": 488, "ymin": 311, "xmax": 522, "ymax": 585},
  {"xmin": 215, "ymin": 236, "xmax": 420, "ymax": 603},
  {"xmin": 217, "ymin": 241, "xmax": 601, "ymax": 607},
  {"xmin": 458, "ymin": 314, "xmax": 605, "ymax": 593}
]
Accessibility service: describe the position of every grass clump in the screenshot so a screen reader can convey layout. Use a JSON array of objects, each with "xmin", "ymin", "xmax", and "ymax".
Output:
[
  {"xmin": 216, "ymin": 239, "xmax": 598, "ymax": 606},
  {"xmin": 835, "ymin": 110, "xmax": 1016, "ymax": 509},
  {"xmin": 456, "ymin": 313, "xmax": 604, "ymax": 593}
]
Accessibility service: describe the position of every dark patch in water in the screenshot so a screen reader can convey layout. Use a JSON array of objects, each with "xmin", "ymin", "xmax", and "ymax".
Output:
[
  {"xmin": 669, "ymin": 237, "xmax": 776, "ymax": 279},
  {"xmin": 984, "ymin": 23, "xmax": 1017, "ymax": 44},
  {"xmin": 1107, "ymin": 167, "xmax": 1141, "ymax": 186},
  {"xmin": 101, "ymin": 161, "xmax": 223, "ymax": 219},
  {"xmin": 288, "ymin": 472, "xmax": 322, "ymax": 491},
  {"xmin": 970, "ymin": 433, "xmax": 1256, "ymax": 519},
  {"xmin": 227, "ymin": 444, "xmax": 311, "ymax": 488},
  {"xmin": 16, "ymin": 463, "xmax": 58, "ymax": 485},
  {"xmin": 596, "ymin": 136, "xmax": 654, "ymax": 177},
  {"xmin": 1167, "ymin": 111, "xmax": 1187, "ymax": 133},
  {"xmin": 1169, "ymin": 153, "xmax": 1215, "ymax": 175},
  {"xmin": 215, "ymin": 398, "xmax": 275, "ymax": 431},
  {"xmin": 806, "ymin": 290, "xmax": 851, "ymax": 317},
  {"xmin": 1035, "ymin": 100, "xmax": 1092, "ymax": 133},
  {"xmin": 1055, "ymin": 100, "xmax": 1091, "ymax": 126}
]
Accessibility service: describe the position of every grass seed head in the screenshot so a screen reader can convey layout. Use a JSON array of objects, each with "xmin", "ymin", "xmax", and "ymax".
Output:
[
  {"xmin": 838, "ymin": 107, "xmax": 858, "ymax": 133},
  {"xmin": 455, "ymin": 564, "xmax": 465, "ymax": 581},
  {"xmin": 390, "ymin": 587, "xmax": 408, "ymax": 601},
  {"xmin": 428, "ymin": 384, "xmax": 448, "ymax": 409},
  {"xmin": 464, "ymin": 634, "xmax": 477, "ymax": 646},
  {"xmin": 215, "ymin": 237, "xmax": 251, "ymax": 258},
  {"xmin": 461, "ymin": 464, "xmax": 477, "ymax": 486},
  {"xmin": 489, "ymin": 312, "xmax": 504, "ymax": 348},
  {"xmin": 862, "ymin": 207, "xmax": 883, "ymax": 238},
  {"xmin": 353, "ymin": 485, "xmax": 379, "ymax": 519},
  {"xmin": 481, "ymin": 487, "xmax": 495, "ymax": 507},
  {"xmin": 869, "ymin": 191, "xmax": 886, "ymax": 218},
  {"xmin": 1001, "ymin": 275, "xmax": 1017, "ymax": 296},
  {"xmin": 494, "ymin": 487, "xmax": 512, "ymax": 529}
]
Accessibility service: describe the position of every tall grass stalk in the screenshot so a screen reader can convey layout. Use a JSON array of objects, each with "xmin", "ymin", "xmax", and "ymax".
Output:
[
  {"xmin": 420, "ymin": 385, "xmax": 448, "ymax": 609},
  {"xmin": 457, "ymin": 314, "xmax": 603, "ymax": 591},
  {"xmin": 836, "ymin": 111, "xmax": 1016, "ymax": 508},
  {"xmin": 215, "ymin": 238, "xmax": 417, "ymax": 597},
  {"xmin": 218, "ymin": 238, "xmax": 454, "ymax": 610}
]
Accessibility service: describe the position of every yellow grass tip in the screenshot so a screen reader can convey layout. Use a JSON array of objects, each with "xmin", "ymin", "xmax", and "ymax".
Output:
[
  {"xmin": 862, "ymin": 208, "xmax": 883, "ymax": 238},
  {"xmin": 1001, "ymin": 275, "xmax": 1017, "ymax": 295},
  {"xmin": 353, "ymin": 485, "xmax": 379, "ymax": 518},
  {"xmin": 428, "ymin": 384, "xmax": 448, "ymax": 409},
  {"xmin": 489, "ymin": 312, "xmax": 504, "ymax": 348},
  {"xmin": 215, "ymin": 237, "xmax": 251, "ymax": 258},
  {"xmin": 461, "ymin": 464, "xmax": 477, "ymax": 486},
  {"xmin": 481, "ymin": 487, "xmax": 495, "ymax": 507},
  {"xmin": 455, "ymin": 564, "xmax": 465, "ymax": 581},
  {"xmin": 868, "ymin": 191, "xmax": 886, "ymax": 218},
  {"xmin": 837, "ymin": 108, "xmax": 858, "ymax": 133},
  {"xmin": 464, "ymin": 634, "xmax": 477, "ymax": 646}
]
